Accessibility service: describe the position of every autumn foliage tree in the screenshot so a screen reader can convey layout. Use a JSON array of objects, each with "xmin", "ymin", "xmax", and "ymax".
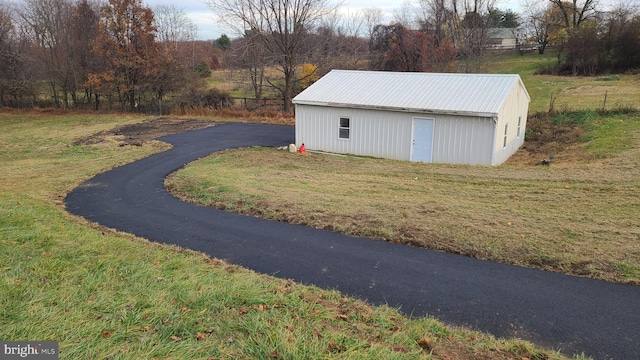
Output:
[
  {"xmin": 91, "ymin": 0, "xmax": 157, "ymax": 111},
  {"xmin": 371, "ymin": 24, "xmax": 427, "ymax": 72},
  {"xmin": 299, "ymin": 63, "xmax": 319, "ymax": 90},
  {"xmin": 370, "ymin": 24, "xmax": 456, "ymax": 72}
]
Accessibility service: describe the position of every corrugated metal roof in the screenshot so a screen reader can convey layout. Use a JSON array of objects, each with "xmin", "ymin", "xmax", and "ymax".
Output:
[{"xmin": 292, "ymin": 70, "xmax": 530, "ymax": 118}]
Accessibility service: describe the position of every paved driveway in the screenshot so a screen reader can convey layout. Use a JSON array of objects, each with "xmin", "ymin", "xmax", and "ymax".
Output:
[{"xmin": 65, "ymin": 123, "xmax": 640, "ymax": 359}]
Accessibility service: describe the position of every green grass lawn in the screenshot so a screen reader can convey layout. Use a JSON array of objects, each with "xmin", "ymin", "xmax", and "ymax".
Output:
[
  {"xmin": 486, "ymin": 52, "xmax": 640, "ymax": 112},
  {"xmin": 0, "ymin": 110, "xmax": 579, "ymax": 359}
]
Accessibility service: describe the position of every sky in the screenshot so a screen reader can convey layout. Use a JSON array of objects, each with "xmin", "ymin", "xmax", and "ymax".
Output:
[{"xmin": 143, "ymin": 0, "xmax": 527, "ymax": 40}]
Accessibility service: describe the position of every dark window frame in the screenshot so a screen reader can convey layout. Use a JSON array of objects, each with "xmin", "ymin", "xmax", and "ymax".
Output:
[{"xmin": 339, "ymin": 117, "xmax": 350, "ymax": 140}]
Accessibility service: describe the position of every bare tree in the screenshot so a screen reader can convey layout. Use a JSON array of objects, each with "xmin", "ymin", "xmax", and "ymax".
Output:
[
  {"xmin": 205, "ymin": 0, "xmax": 340, "ymax": 111},
  {"xmin": 393, "ymin": 0, "xmax": 417, "ymax": 29},
  {"xmin": 521, "ymin": 0, "xmax": 562, "ymax": 54},
  {"xmin": 0, "ymin": 4, "xmax": 15, "ymax": 94},
  {"xmin": 454, "ymin": 0, "xmax": 497, "ymax": 72},
  {"xmin": 19, "ymin": 0, "xmax": 76, "ymax": 108},
  {"xmin": 548, "ymin": 0, "xmax": 599, "ymax": 31},
  {"xmin": 228, "ymin": 30, "xmax": 267, "ymax": 103},
  {"xmin": 153, "ymin": 4, "xmax": 197, "ymax": 45},
  {"xmin": 416, "ymin": 0, "xmax": 455, "ymax": 46},
  {"xmin": 361, "ymin": 7, "xmax": 384, "ymax": 41},
  {"xmin": 303, "ymin": 11, "xmax": 369, "ymax": 71},
  {"xmin": 2, "ymin": 2, "xmax": 38, "ymax": 107},
  {"xmin": 0, "ymin": 3, "xmax": 23, "ymax": 106},
  {"xmin": 150, "ymin": 5, "xmax": 199, "ymax": 114},
  {"xmin": 335, "ymin": 11, "xmax": 370, "ymax": 69}
]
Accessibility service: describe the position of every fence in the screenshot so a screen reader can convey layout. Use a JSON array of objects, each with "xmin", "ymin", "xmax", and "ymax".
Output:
[{"xmin": 231, "ymin": 97, "xmax": 285, "ymax": 110}]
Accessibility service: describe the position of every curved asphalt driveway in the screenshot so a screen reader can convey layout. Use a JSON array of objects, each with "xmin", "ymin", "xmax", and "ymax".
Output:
[{"xmin": 65, "ymin": 123, "xmax": 639, "ymax": 359}]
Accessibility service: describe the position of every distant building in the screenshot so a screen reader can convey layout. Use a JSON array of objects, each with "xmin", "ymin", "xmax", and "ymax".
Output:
[
  {"xmin": 488, "ymin": 28, "xmax": 518, "ymax": 50},
  {"xmin": 292, "ymin": 70, "xmax": 530, "ymax": 166}
]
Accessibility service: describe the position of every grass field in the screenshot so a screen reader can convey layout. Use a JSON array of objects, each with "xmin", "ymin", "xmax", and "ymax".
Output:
[
  {"xmin": 0, "ymin": 110, "xmax": 578, "ymax": 359},
  {"xmin": 486, "ymin": 53, "xmax": 640, "ymax": 112}
]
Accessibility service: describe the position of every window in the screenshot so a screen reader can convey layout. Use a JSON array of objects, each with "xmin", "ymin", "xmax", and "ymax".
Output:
[
  {"xmin": 517, "ymin": 116, "xmax": 522, "ymax": 138},
  {"xmin": 503, "ymin": 123, "xmax": 508, "ymax": 148},
  {"xmin": 339, "ymin": 117, "xmax": 350, "ymax": 139}
]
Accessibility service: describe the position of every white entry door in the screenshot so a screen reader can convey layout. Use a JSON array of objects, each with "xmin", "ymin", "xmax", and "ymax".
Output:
[{"xmin": 411, "ymin": 118, "xmax": 434, "ymax": 163}]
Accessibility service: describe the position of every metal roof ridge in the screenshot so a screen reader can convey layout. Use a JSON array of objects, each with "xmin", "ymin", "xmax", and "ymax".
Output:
[{"xmin": 327, "ymin": 69, "xmax": 521, "ymax": 77}]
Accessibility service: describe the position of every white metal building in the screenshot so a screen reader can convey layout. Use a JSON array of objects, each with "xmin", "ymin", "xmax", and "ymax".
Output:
[{"xmin": 292, "ymin": 70, "xmax": 530, "ymax": 166}]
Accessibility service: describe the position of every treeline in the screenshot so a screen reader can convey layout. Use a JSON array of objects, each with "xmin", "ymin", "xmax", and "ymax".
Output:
[
  {"xmin": 0, "ymin": 0, "xmax": 222, "ymax": 111},
  {"xmin": 1, "ymin": 0, "xmax": 639, "ymax": 113},
  {"xmin": 523, "ymin": 0, "xmax": 640, "ymax": 75}
]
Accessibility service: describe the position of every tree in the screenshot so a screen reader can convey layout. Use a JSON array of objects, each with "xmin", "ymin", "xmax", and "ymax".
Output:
[
  {"xmin": 393, "ymin": 0, "xmax": 418, "ymax": 29},
  {"xmin": 215, "ymin": 34, "xmax": 231, "ymax": 67},
  {"xmin": 91, "ymin": 0, "xmax": 157, "ymax": 111},
  {"xmin": 332, "ymin": 12, "xmax": 371, "ymax": 69},
  {"xmin": 604, "ymin": 2, "xmax": 640, "ymax": 72},
  {"xmin": 417, "ymin": 0, "xmax": 455, "ymax": 47},
  {"xmin": 20, "ymin": 0, "xmax": 75, "ymax": 108},
  {"xmin": 152, "ymin": 4, "xmax": 198, "ymax": 114},
  {"xmin": 370, "ymin": 23, "xmax": 456, "ymax": 72},
  {"xmin": 215, "ymin": 34, "xmax": 231, "ymax": 51},
  {"xmin": 523, "ymin": 1, "xmax": 569, "ymax": 54},
  {"xmin": 533, "ymin": 0, "xmax": 640, "ymax": 75},
  {"xmin": 370, "ymin": 24, "xmax": 417, "ymax": 72},
  {"xmin": 0, "ymin": 3, "xmax": 26, "ymax": 106},
  {"xmin": 228, "ymin": 30, "xmax": 267, "ymax": 102},
  {"xmin": 362, "ymin": 7, "xmax": 384, "ymax": 41},
  {"xmin": 416, "ymin": 0, "xmax": 496, "ymax": 72},
  {"xmin": 70, "ymin": 0, "xmax": 100, "ymax": 107},
  {"xmin": 205, "ymin": 0, "xmax": 339, "ymax": 111},
  {"xmin": 487, "ymin": 8, "xmax": 520, "ymax": 28},
  {"xmin": 548, "ymin": 0, "xmax": 598, "ymax": 32},
  {"xmin": 299, "ymin": 63, "xmax": 318, "ymax": 90},
  {"xmin": 154, "ymin": 4, "xmax": 197, "ymax": 44},
  {"xmin": 455, "ymin": 0, "xmax": 497, "ymax": 72},
  {"xmin": 564, "ymin": 20, "xmax": 602, "ymax": 75}
]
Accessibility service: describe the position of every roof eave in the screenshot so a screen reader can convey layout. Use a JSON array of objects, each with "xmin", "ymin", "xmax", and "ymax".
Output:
[{"xmin": 292, "ymin": 100, "xmax": 498, "ymax": 119}]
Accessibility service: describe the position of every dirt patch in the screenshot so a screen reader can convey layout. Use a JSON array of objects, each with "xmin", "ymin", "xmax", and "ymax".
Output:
[
  {"xmin": 505, "ymin": 113, "xmax": 587, "ymax": 166},
  {"xmin": 74, "ymin": 118, "xmax": 216, "ymax": 146}
]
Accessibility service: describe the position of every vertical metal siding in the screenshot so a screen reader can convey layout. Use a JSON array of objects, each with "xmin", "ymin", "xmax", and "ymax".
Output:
[
  {"xmin": 296, "ymin": 105, "xmax": 413, "ymax": 161},
  {"xmin": 431, "ymin": 115, "xmax": 494, "ymax": 165},
  {"xmin": 297, "ymin": 104, "xmax": 499, "ymax": 165},
  {"xmin": 492, "ymin": 81, "xmax": 530, "ymax": 165}
]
